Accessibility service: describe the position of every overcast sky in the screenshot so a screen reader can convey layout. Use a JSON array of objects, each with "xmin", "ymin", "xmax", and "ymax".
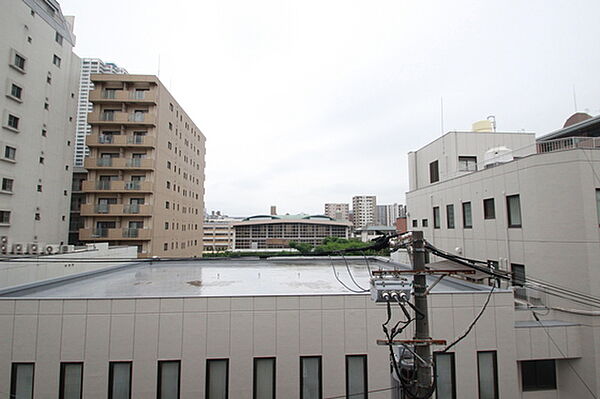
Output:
[{"xmin": 59, "ymin": 0, "xmax": 600, "ymax": 216}]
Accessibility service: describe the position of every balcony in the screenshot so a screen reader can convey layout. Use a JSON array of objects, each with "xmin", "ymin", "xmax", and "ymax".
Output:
[
  {"xmin": 81, "ymin": 180, "xmax": 153, "ymax": 193},
  {"xmin": 88, "ymin": 89, "xmax": 157, "ymax": 104},
  {"xmin": 87, "ymin": 133, "xmax": 156, "ymax": 148},
  {"xmin": 80, "ymin": 227, "xmax": 152, "ymax": 241},
  {"xmin": 84, "ymin": 157, "xmax": 154, "ymax": 170},
  {"xmin": 536, "ymin": 137, "xmax": 600, "ymax": 154},
  {"xmin": 87, "ymin": 111, "xmax": 156, "ymax": 126},
  {"xmin": 80, "ymin": 203, "xmax": 153, "ymax": 216}
]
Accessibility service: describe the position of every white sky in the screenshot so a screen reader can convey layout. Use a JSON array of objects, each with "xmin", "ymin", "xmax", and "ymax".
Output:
[{"xmin": 58, "ymin": 0, "xmax": 600, "ymax": 216}]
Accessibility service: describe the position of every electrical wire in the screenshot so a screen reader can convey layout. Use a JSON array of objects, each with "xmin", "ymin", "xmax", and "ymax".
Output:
[
  {"xmin": 442, "ymin": 285, "xmax": 495, "ymax": 353},
  {"xmin": 339, "ymin": 252, "xmax": 369, "ymax": 291},
  {"xmin": 532, "ymin": 311, "xmax": 598, "ymax": 399},
  {"xmin": 328, "ymin": 256, "xmax": 368, "ymax": 293}
]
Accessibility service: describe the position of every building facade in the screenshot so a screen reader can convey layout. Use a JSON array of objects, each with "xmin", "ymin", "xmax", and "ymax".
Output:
[
  {"xmin": 202, "ymin": 215, "xmax": 240, "ymax": 253},
  {"xmin": 233, "ymin": 214, "xmax": 352, "ymax": 250},
  {"xmin": 406, "ymin": 119, "xmax": 600, "ymax": 398},
  {"xmin": 352, "ymin": 195, "xmax": 376, "ymax": 229},
  {"xmin": 324, "ymin": 203, "xmax": 350, "ymax": 221},
  {"xmin": 74, "ymin": 58, "xmax": 127, "ymax": 167},
  {"xmin": 0, "ymin": 0, "xmax": 80, "ymax": 251},
  {"xmin": 79, "ymin": 74, "xmax": 206, "ymax": 257},
  {"xmin": 375, "ymin": 203, "xmax": 406, "ymax": 226}
]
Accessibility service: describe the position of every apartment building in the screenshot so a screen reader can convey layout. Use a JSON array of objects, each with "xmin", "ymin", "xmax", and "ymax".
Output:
[
  {"xmin": 79, "ymin": 74, "xmax": 206, "ymax": 257},
  {"xmin": 0, "ymin": 0, "xmax": 80, "ymax": 250},
  {"xmin": 352, "ymin": 195, "xmax": 376, "ymax": 229},
  {"xmin": 375, "ymin": 203, "xmax": 406, "ymax": 227},
  {"xmin": 202, "ymin": 215, "xmax": 241, "ymax": 252},
  {"xmin": 74, "ymin": 58, "xmax": 127, "ymax": 167},
  {"xmin": 233, "ymin": 214, "xmax": 352, "ymax": 250},
  {"xmin": 324, "ymin": 202, "xmax": 350, "ymax": 220},
  {"xmin": 406, "ymin": 116, "xmax": 600, "ymax": 398}
]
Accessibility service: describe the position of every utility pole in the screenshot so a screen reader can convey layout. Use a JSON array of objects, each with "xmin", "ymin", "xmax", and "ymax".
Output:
[{"xmin": 412, "ymin": 231, "xmax": 432, "ymax": 396}]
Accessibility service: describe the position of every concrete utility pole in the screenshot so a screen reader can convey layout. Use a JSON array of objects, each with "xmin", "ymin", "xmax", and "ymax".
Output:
[{"xmin": 412, "ymin": 231, "xmax": 433, "ymax": 396}]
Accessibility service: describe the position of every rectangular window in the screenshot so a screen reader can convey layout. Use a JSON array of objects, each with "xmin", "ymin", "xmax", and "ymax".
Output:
[
  {"xmin": 55, "ymin": 32, "xmax": 63, "ymax": 45},
  {"xmin": 13, "ymin": 52, "xmax": 26, "ymax": 71},
  {"xmin": 5, "ymin": 146, "xmax": 16, "ymax": 160},
  {"xmin": 0, "ymin": 210, "xmax": 11, "ymax": 224},
  {"xmin": 521, "ymin": 360, "xmax": 556, "ymax": 391},
  {"xmin": 158, "ymin": 361, "xmax": 180, "ymax": 399},
  {"xmin": 595, "ymin": 189, "xmax": 599, "ymax": 225},
  {"xmin": 11, "ymin": 363, "xmax": 34, "ymax": 399},
  {"xmin": 433, "ymin": 206, "xmax": 440, "ymax": 229},
  {"xmin": 254, "ymin": 358, "xmax": 275, "ymax": 399},
  {"xmin": 446, "ymin": 204, "xmax": 455, "ymax": 229},
  {"xmin": 59, "ymin": 362, "xmax": 83, "ymax": 399},
  {"xmin": 300, "ymin": 356, "xmax": 321, "ymax": 399},
  {"xmin": 483, "ymin": 198, "xmax": 495, "ymax": 219},
  {"xmin": 2, "ymin": 177, "xmax": 14, "ymax": 192},
  {"xmin": 511, "ymin": 263, "xmax": 525, "ymax": 286},
  {"xmin": 53, "ymin": 54, "xmax": 61, "ymax": 67},
  {"xmin": 7, "ymin": 114, "xmax": 20, "ymax": 129},
  {"xmin": 507, "ymin": 195, "xmax": 522, "ymax": 227},
  {"xmin": 422, "ymin": 219, "xmax": 428, "ymax": 227},
  {"xmin": 412, "ymin": 219, "xmax": 418, "ymax": 228},
  {"xmin": 429, "ymin": 160, "xmax": 439, "ymax": 183},
  {"xmin": 206, "ymin": 359, "xmax": 229, "ymax": 399},
  {"xmin": 434, "ymin": 352, "xmax": 456, "ymax": 399},
  {"xmin": 458, "ymin": 156, "xmax": 477, "ymax": 172},
  {"xmin": 346, "ymin": 355, "xmax": 367, "ymax": 399},
  {"xmin": 109, "ymin": 362, "xmax": 131, "ymax": 399},
  {"xmin": 477, "ymin": 351, "xmax": 498, "ymax": 399},
  {"xmin": 462, "ymin": 202, "xmax": 472, "ymax": 228},
  {"xmin": 10, "ymin": 83, "xmax": 23, "ymax": 99}
]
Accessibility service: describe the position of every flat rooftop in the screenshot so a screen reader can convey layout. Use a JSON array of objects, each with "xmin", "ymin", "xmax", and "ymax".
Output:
[{"xmin": 1, "ymin": 258, "xmax": 492, "ymax": 298}]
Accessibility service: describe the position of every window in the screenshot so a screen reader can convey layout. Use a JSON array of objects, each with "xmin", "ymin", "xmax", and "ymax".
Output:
[
  {"xmin": 429, "ymin": 160, "xmax": 439, "ymax": 183},
  {"xmin": 433, "ymin": 207, "xmax": 440, "ymax": 229},
  {"xmin": 12, "ymin": 52, "xmax": 26, "ymax": 71},
  {"xmin": 434, "ymin": 352, "xmax": 456, "ymax": 399},
  {"xmin": 165, "ymin": 201, "xmax": 170, "ymax": 209},
  {"xmin": 37, "ymin": 184, "xmax": 42, "ymax": 192},
  {"xmin": 53, "ymin": 54, "xmax": 61, "ymax": 67},
  {"xmin": 169, "ymin": 122, "xmax": 173, "ymax": 130},
  {"xmin": 300, "ymin": 357, "xmax": 321, "ymax": 399},
  {"xmin": 164, "ymin": 243, "xmax": 168, "ymax": 251},
  {"xmin": 422, "ymin": 219, "xmax": 428, "ymax": 227},
  {"xmin": 462, "ymin": 202, "xmax": 472, "ymax": 228},
  {"xmin": 39, "ymin": 157, "xmax": 44, "ymax": 164},
  {"xmin": 55, "ymin": 32, "xmax": 63, "ymax": 45},
  {"xmin": 0, "ymin": 210, "xmax": 10, "ymax": 224},
  {"xmin": 346, "ymin": 355, "xmax": 367, "ymax": 399},
  {"xmin": 254, "ymin": 358, "xmax": 275, "ymax": 399},
  {"xmin": 521, "ymin": 360, "xmax": 556, "ymax": 391},
  {"xmin": 7, "ymin": 114, "xmax": 20, "ymax": 130},
  {"xmin": 167, "ymin": 161, "xmax": 171, "ymax": 169},
  {"xmin": 458, "ymin": 156, "xmax": 477, "ymax": 172},
  {"xmin": 483, "ymin": 198, "xmax": 495, "ymax": 219},
  {"xmin": 2, "ymin": 178, "xmax": 14, "ymax": 192},
  {"xmin": 59, "ymin": 363, "xmax": 83, "ymax": 399},
  {"xmin": 34, "ymin": 212, "xmax": 40, "ymax": 220},
  {"xmin": 206, "ymin": 359, "xmax": 229, "ymax": 399},
  {"xmin": 4, "ymin": 146, "xmax": 16, "ymax": 160},
  {"xmin": 108, "ymin": 362, "xmax": 131, "ymax": 399},
  {"xmin": 478, "ymin": 351, "xmax": 498, "ymax": 399},
  {"xmin": 42, "ymin": 128, "xmax": 47, "ymax": 136},
  {"xmin": 165, "ymin": 222, "xmax": 169, "ymax": 230},
  {"xmin": 597, "ymin": 189, "xmax": 600, "ymax": 226},
  {"xmin": 507, "ymin": 195, "xmax": 522, "ymax": 227},
  {"xmin": 11, "ymin": 363, "xmax": 34, "ymax": 399},
  {"xmin": 412, "ymin": 219, "xmax": 418, "ymax": 228},
  {"xmin": 10, "ymin": 83, "xmax": 23, "ymax": 99},
  {"xmin": 511, "ymin": 263, "xmax": 525, "ymax": 286},
  {"xmin": 446, "ymin": 204, "xmax": 455, "ymax": 229},
  {"xmin": 158, "ymin": 361, "xmax": 180, "ymax": 399}
]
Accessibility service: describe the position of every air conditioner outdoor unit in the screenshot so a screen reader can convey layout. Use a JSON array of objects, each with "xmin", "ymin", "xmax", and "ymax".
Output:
[
  {"xmin": 45, "ymin": 244, "xmax": 60, "ymax": 254},
  {"xmin": 60, "ymin": 245, "xmax": 75, "ymax": 253},
  {"xmin": 27, "ymin": 243, "xmax": 41, "ymax": 255},
  {"xmin": 0, "ymin": 243, "xmax": 9, "ymax": 255},
  {"xmin": 12, "ymin": 243, "xmax": 25, "ymax": 255},
  {"xmin": 0, "ymin": 235, "xmax": 8, "ymax": 244}
]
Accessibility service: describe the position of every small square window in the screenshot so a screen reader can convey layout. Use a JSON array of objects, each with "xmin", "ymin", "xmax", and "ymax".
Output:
[
  {"xmin": 39, "ymin": 157, "xmax": 44, "ymax": 164},
  {"xmin": 41, "ymin": 129, "xmax": 47, "ymax": 136},
  {"xmin": 2, "ymin": 178, "xmax": 14, "ymax": 192},
  {"xmin": 0, "ymin": 210, "xmax": 10, "ymax": 224},
  {"xmin": 27, "ymin": 36, "xmax": 32, "ymax": 43},
  {"xmin": 63, "ymin": 190, "xmax": 67, "ymax": 196},
  {"xmin": 46, "ymin": 73, "xmax": 52, "ymax": 84},
  {"xmin": 44, "ymin": 102, "xmax": 49, "ymax": 110},
  {"xmin": 521, "ymin": 360, "xmax": 556, "ymax": 391},
  {"xmin": 4, "ymin": 146, "xmax": 16, "ymax": 160},
  {"xmin": 458, "ymin": 156, "xmax": 477, "ymax": 172},
  {"xmin": 34, "ymin": 212, "xmax": 40, "ymax": 220},
  {"xmin": 55, "ymin": 32, "xmax": 63, "ymax": 45},
  {"xmin": 37, "ymin": 184, "xmax": 42, "ymax": 192},
  {"xmin": 10, "ymin": 84, "xmax": 23, "ymax": 99},
  {"xmin": 422, "ymin": 219, "xmax": 428, "ymax": 227},
  {"xmin": 13, "ymin": 52, "xmax": 26, "ymax": 71},
  {"xmin": 6, "ymin": 114, "xmax": 20, "ymax": 130},
  {"xmin": 53, "ymin": 54, "xmax": 61, "ymax": 67}
]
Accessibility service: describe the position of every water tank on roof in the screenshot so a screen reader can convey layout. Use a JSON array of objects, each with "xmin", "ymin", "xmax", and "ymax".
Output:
[
  {"xmin": 484, "ymin": 146, "xmax": 513, "ymax": 169},
  {"xmin": 472, "ymin": 120, "xmax": 494, "ymax": 132}
]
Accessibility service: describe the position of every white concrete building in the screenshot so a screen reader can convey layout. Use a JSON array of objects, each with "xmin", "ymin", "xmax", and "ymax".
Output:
[
  {"xmin": 352, "ymin": 195, "xmax": 376, "ymax": 229},
  {"xmin": 0, "ymin": 0, "xmax": 80, "ymax": 249},
  {"xmin": 406, "ymin": 117, "xmax": 600, "ymax": 398},
  {"xmin": 74, "ymin": 58, "xmax": 127, "ymax": 167}
]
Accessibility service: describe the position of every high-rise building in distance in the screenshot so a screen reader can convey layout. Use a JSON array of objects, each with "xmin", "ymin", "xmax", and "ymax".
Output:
[
  {"xmin": 0, "ymin": 0, "xmax": 80, "ymax": 249},
  {"xmin": 375, "ymin": 203, "xmax": 406, "ymax": 226},
  {"xmin": 352, "ymin": 195, "xmax": 376, "ymax": 229},
  {"xmin": 74, "ymin": 58, "xmax": 127, "ymax": 167},
  {"xmin": 324, "ymin": 203, "xmax": 349, "ymax": 220},
  {"xmin": 79, "ymin": 74, "xmax": 205, "ymax": 257}
]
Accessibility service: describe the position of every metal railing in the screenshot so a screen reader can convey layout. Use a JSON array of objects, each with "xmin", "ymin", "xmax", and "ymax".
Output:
[
  {"xmin": 129, "ymin": 113, "xmax": 146, "ymax": 122},
  {"xmin": 97, "ymin": 158, "xmax": 113, "ymax": 167},
  {"xmin": 127, "ymin": 158, "xmax": 142, "ymax": 167},
  {"xmin": 124, "ymin": 204, "xmax": 140, "ymax": 214},
  {"xmin": 98, "ymin": 135, "xmax": 114, "ymax": 144},
  {"xmin": 123, "ymin": 228, "xmax": 139, "ymax": 238},
  {"xmin": 92, "ymin": 228, "xmax": 109, "ymax": 238},
  {"xmin": 537, "ymin": 137, "xmax": 600, "ymax": 154},
  {"xmin": 127, "ymin": 136, "xmax": 145, "ymax": 144},
  {"xmin": 125, "ymin": 181, "xmax": 141, "ymax": 190},
  {"xmin": 95, "ymin": 204, "xmax": 110, "ymax": 214},
  {"xmin": 102, "ymin": 112, "xmax": 115, "ymax": 121},
  {"xmin": 96, "ymin": 181, "xmax": 111, "ymax": 190}
]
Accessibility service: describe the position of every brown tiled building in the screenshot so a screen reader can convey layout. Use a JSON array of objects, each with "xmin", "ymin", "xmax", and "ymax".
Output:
[{"xmin": 80, "ymin": 75, "xmax": 205, "ymax": 257}]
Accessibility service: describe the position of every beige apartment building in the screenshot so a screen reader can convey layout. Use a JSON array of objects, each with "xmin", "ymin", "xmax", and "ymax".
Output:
[
  {"xmin": 352, "ymin": 195, "xmax": 376, "ymax": 229},
  {"xmin": 80, "ymin": 74, "xmax": 205, "ymax": 257},
  {"xmin": 0, "ymin": 0, "xmax": 80, "ymax": 251},
  {"xmin": 324, "ymin": 202, "xmax": 350, "ymax": 220}
]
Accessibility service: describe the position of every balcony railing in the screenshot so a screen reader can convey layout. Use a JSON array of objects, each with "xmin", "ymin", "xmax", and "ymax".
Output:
[
  {"xmin": 127, "ymin": 136, "xmax": 145, "ymax": 144},
  {"xmin": 125, "ymin": 181, "xmax": 141, "ymax": 190},
  {"xmin": 93, "ymin": 228, "xmax": 110, "ymax": 238},
  {"xmin": 86, "ymin": 133, "xmax": 156, "ymax": 147},
  {"xmin": 80, "ymin": 227, "xmax": 151, "ymax": 240},
  {"xmin": 537, "ymin": 137, "xmax": 600, "ymax": 154},
  {"xmin": 98, "ymin": 135, "xmax": 114, "ymax": 144},
  {"xmin": 87, "ymin": 111, "xmax": 156, "ymax": 126},
  {"xmin": 95, "ymin": 204, "xmax": 110, "ymax": 213},
  {"xmin": 89, "ymin": 90, "xmax": 157, "ymax": 103},
  {"xmin": 97, "ymin": 158, "xmax": 114, "ymax": 167},
  {"xmin": 80, "ymin": 203, "xmax": 151, "ymax": 216},
  {"xmin": 96, "ymin": 181, "xmax": 112, "ymax": 190},
  {"xmin": 82, "ymin": 180, "xmax": 152, "ymax": 192},
  {"xmin": 123, "ymin": 228, "xmax": 140, "ymax": 238},
  {"xmin": 124, "ymin": 204, "xmax": 140, "ymax": 214}
]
